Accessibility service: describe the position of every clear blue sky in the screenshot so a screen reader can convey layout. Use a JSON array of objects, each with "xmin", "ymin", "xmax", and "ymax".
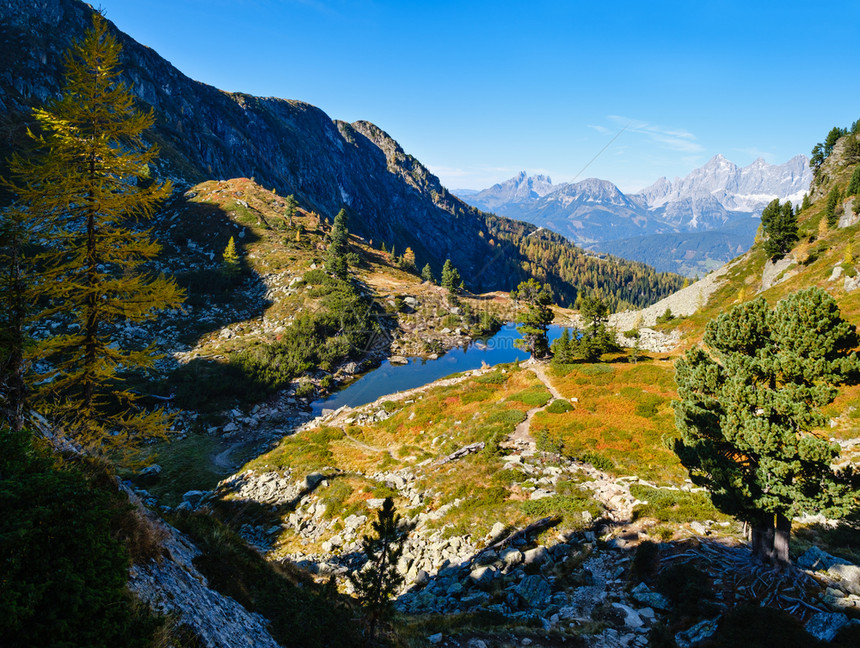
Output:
[{"xmin": 97, "ymin": 0, "xmax": 860, "ymax": 193}]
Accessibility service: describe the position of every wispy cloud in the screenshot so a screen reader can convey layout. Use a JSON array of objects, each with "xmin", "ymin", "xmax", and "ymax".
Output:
[
  {"xmin": 587, "ymin": 124, "xmax": 612, "ymax": 135},
  {"xmin": 607, "ymin": 115, "xmax": 704, "ymax": 153}
]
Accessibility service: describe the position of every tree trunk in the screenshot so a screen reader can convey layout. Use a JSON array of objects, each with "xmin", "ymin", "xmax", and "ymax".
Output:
[
  {"xmin": 750, "ymin": 513, "xmax": 775, "ymax": 563},
  {"xmin": 773, "ymin": 513, "xmax": 791, "ymax": 566}
]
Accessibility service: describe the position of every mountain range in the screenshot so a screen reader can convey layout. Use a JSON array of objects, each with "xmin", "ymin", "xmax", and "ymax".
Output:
[{"xmin": 457, "ymin": 155, "xmax": 812, "ymax": 275}]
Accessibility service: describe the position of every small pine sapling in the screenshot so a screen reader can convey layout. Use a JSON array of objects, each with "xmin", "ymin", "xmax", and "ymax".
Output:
[{"xmin": 349, "ymin": 498, "xmax": 405, "ymax": 641}]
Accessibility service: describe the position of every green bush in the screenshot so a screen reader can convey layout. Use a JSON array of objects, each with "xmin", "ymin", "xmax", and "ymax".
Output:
[
  {"xmin": 520, "ymin": 493, "xmax": 603, "ymax": 526},
  {"xmin": 545, "ymin": 398, "xmax": 573, "ymax": 414},
  {"xmin": 508, "ymin": 386, "xmax": 552, "ymax": 407},
  {"xmin": 475, "ymin": 371, "xmax": 508, "ymax": 385},
  {"xmin": 579, "ymin": 451, "xmax": 614, "ymax": 472},
  {"xmin": 0, "ymin": 430, "xmax": 160, "ymax": 648}
]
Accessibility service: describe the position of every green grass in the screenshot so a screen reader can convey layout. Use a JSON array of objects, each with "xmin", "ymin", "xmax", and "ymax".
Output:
[
  {"xmin": 507, "ymin": 385, "xmax": 552, "ymax": 407},
  {"xmin": 630, "ymin": 484, "xmax": 729, "ymax": 523}
]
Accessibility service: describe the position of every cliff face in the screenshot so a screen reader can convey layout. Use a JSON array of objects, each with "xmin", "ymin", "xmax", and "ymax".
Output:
[{"xmin": 0, "ymin": 0, "xmax": 505, "ymax": 285}]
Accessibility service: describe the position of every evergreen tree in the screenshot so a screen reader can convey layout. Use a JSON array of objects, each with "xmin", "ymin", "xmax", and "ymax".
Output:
[
  {"xmin": 760, "ymin": 198, "xmax": 798, "ymax": 260},
  {"xmin": 327, "ymin": 208, "xmax": 349, "ymax": 279},
  {"xmin": 0, "ymin": 201, "xmax": 40, "ymax": 432},
  {"xmin": 440, "ymin": 259, "xmax": 462, "ymax": 294},
  {"xmin": 673, "ymin": 288, "xmax": 859, "ymax": 565},
  {"xmin": 847, "ymin": 167, "xmax": 860, "ymax": 197},
  {"xmin": 825, "ymin": 187, "xmax": 842, "ymax": 227},
  {"xmin": 420, "ymin": 263, "xmax": 435, "ymax": 284},
  {"xmin": 284, "ymin": 193, "xmax": 298, "ymax": 226},
  {"xmin": 349, "ymin": 498, "xmax": 405, "ymax": 641},
  {"xmin": 221, "ymin": 236, "xmax": 240, "ymax": 278},
  {"xmin": 4, "ymin": 13, "xmax": 183, "ymax": 450},
  {"xmin": 513, "ymin": 278, "xmax": 554, "ymax": 358},
  {"xmin": 550, "ymin": 327, "xmax": 576, "ymax": 364}
]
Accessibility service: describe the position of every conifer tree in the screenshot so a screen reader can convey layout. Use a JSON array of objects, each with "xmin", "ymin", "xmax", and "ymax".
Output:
[
  {"xmin": 221, "ymin": 236, "xmax": 240, "ymax": 278},
  {"xmin": 513, "ymin": 278, "xmax": 554, "ymax": 358},
  {"xmin": 673, "ymin": 288, "xmax": 859, "ymax": 565},
  {"xmin": 284, "ymin": 193, "xmax": 298, "ymax": 226},
  {"xmin": 825, "ymin": 187, "xmax": 842, "ymax": 227},
  {"xmin": 0, "ymin": 202, "xmax": 41, "ymax": 432},
  {"xmin": 349, "ymin": 498, "xmax": 405, "ymax": 641},
  {"xmin": 760, "ymin": 198, "xmax": 798, "ymax": 260},
  {"xmin": 4, "ymin": 13, "xmax": 183, "ymax": 449},
  {"xmin": 847, "ymin": 168, "xmax": 860, "ymax": 197},
  {"xmin": 440, "ymin": 259, "xmax": 462, "ymax": 293},
  {"xmin": 327, "ymin": 208, "xmax": 349, "ymax": 279},
  {"xmin": 420, "ymin": 263, "xmax": 435, "ymax": 284}
]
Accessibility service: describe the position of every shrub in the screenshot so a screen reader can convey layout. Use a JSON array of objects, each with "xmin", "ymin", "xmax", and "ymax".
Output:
[
  {"xmin": 0, "ymin": 429, "xmax": 160, "ymax": 648},
  {"xmin": 630, "ymin": 484, "xmax": 723, "ymax": 523},
  {"xmin": 545, "ymin": 398, "xmax": 573, "ymax": 414},
  {"xmin": 655, "ymin": 307, "xmax": 675, "ymax": 325},
  {"xmin": 580, "ymin": 451, "xmax": 614, "ymax": 472}
]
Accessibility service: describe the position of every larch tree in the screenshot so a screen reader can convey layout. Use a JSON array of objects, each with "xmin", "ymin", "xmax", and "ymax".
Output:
[
  {"xmin": 4, "ymin": 13, "xmax": 183, "ymax": 449},
  {"xmin": 221, "ymin": 235, "xmax": 240, "ymax": 278},
  {"xmin": 673, "ymin": 288, "xmax": 859, "ymax": 565},
  {"xmin": 513, "ymin": 278, "xmax": 554, "ymax": 358}
]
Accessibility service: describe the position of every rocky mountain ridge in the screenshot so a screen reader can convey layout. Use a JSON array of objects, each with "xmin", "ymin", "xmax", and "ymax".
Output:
[{"xmin": 459, "ymin": 155, "xmax": 812, "ymax": 275}]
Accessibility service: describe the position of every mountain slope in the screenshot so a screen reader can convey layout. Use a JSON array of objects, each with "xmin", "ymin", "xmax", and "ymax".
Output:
[{"xmin": 0, "ymin": 0, "xmax": 682, "ymax": 308}]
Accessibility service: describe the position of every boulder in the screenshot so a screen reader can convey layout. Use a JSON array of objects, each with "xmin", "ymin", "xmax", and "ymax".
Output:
[
  {"xmin": 675, "ymin": 616, "xmax": 719, "ymax": 648},
  {"xmin": 501, "ymin": 547, "xmax": 523, "ymax": 567},
  {"xmin": 515, "ymin": 575, "xmax": 552, "ymax": 608},
  {"xmin": 523, "ymin": 547, "xmax": 548, "ymax": 566},
  {"xmin": 138, "ymin": 463, "xmax": 162, "ymax": 477},
  {"xmin": 612, "ymin": 602, "xmax": 644, "ymax": 628},
  {"xmin": 469, "ymin": 565, "xmax": 498, "ymax": 589},
  {"xmin": 631, "ymin": 582, "xmax": 670, "ymax": 611},
  {"xmin": 828, "ymin": 563, "xmax": 860, "ymax": 595},
  {"xmin": 797, "ymin": 546, "xmax": 851, "ymax": 571},
  {"xmin": 805, "ymin": 612, "xmax": 849, "ymax": 642}
]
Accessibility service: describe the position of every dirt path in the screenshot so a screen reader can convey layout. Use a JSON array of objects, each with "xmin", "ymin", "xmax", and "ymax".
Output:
[{"xmin": 502, "ymin": 359, "xmax": 564, "ymax": 454}]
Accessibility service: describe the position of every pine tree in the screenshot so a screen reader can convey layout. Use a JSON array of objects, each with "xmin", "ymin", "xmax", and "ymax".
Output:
[
  {"xmin": 221, "ymin": 236, "xmax": 240, "ymax": 278},
  {"xmin": 513, "ymin": 278, "xmax": 554, "ymax": 358},
  {"xmin": 327, "ymin": 208, "xmax": 349, "ymax": 279},
  {"xmin": 673, "ymin": 288, "xmax": 859, "ymax": 565},
  {"xmin": 284, "ymin": 193, "xmax": 298, "ymax": 226},
  {"xmin": 4, "ymin": 14, "xmax": 183, "ymax": 449},
  {"xmin": 825, "ymin": 187, "xmax": 842, "ymax": 227},
  {"xmin": 847, "ymin": 167, "xmax": 860, "ymax": 197},
  {"xmin": 0, "ymin": 201, "xmax": 42, "ymax": 432},
  {"xmin": 349, "ymin": 498, "xmax": 405, "ymax": 641},
  {"xmin": 440, "ymin": 259, "xmax": 462, "ymax": 294},
  {"xmin": 760, "ymin": 198, "xmax": 798, "ymax": 260},
  {"xmin": 420, "ymin": 263, "xmax": 435, "ymax": 284}
]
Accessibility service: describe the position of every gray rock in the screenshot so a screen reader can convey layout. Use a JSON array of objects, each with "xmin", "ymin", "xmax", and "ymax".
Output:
[
  {"xmin": 501, "ymin": 547, "xmax": 523, "ymax": 567},
  {"xmin": 138, "ymin": 463, "xmax": 162, "ymax": 477},
  {"xmin": 469, "ymin": 565, "xmax": 498, "ymax": 589},
  {"xmin": 798, "ymin": 546, "xmax": 851, "ymax": 571},
  {"xmin": 389, "ymin": 355, "xmax": 408, "ymax": 365},
  {"xmin": 475, "ymin": 549, "xmax": 499, "ymax": 566},
  {"xmin": 303, "ymin": 472, "xmax": 325, "ymax": 490},
  {"xmin": 182, "ymin": 490, "xmax": 210, "ymax": 507},
  {"xmin": 612, "ymin": 602, "xmax": 644, "ymax": 628},
  {"xmin": 829, "ymin": 563, "xmax": 860, "ymax": 595},
  {"xmin": 631, "ymin": 582, "xmax": 671, "ymax": 611},
  {"xmin": 523, "ymin": 546, "xmax": 548, "ymax": 566},
  {"xmin": 675, "ymin": 616, "xmax": 720, "ymax": 648},
  {"xmin": 805, "ymin": 611, "xmax": 849, "ymax": 642},
  {"xmin": 428, "ymin": 633, "xmax": 443, "ymax": 644},
  {"xmin": 515, "ymin": 575, "xmax": 552, "ymax": 608}
]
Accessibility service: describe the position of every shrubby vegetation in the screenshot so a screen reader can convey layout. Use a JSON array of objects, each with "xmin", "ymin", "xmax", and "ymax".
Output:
[{"xmin": 0, "ymin": 429, "xmax": 161, "ymax": 647}]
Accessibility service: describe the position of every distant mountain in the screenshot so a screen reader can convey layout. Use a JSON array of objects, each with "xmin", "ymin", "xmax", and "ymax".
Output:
[
  {"xmin": 465, "ymin": 171, "xmax": 556, "ymax": 212},
  {"xmin": 456, "ymin": 156, "xmax": 812, "ymax": 275}
]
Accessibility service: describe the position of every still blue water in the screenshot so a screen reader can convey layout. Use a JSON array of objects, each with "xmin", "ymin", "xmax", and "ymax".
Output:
[{"xmin": 311, "ymin": 324, "xmax": 566, "ymax": 415}]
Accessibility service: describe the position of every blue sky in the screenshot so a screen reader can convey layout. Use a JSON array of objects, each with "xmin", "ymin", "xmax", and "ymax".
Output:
[{"xmin": 97, "ymin": 0, "xmax": 860, "ymax": 193}]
